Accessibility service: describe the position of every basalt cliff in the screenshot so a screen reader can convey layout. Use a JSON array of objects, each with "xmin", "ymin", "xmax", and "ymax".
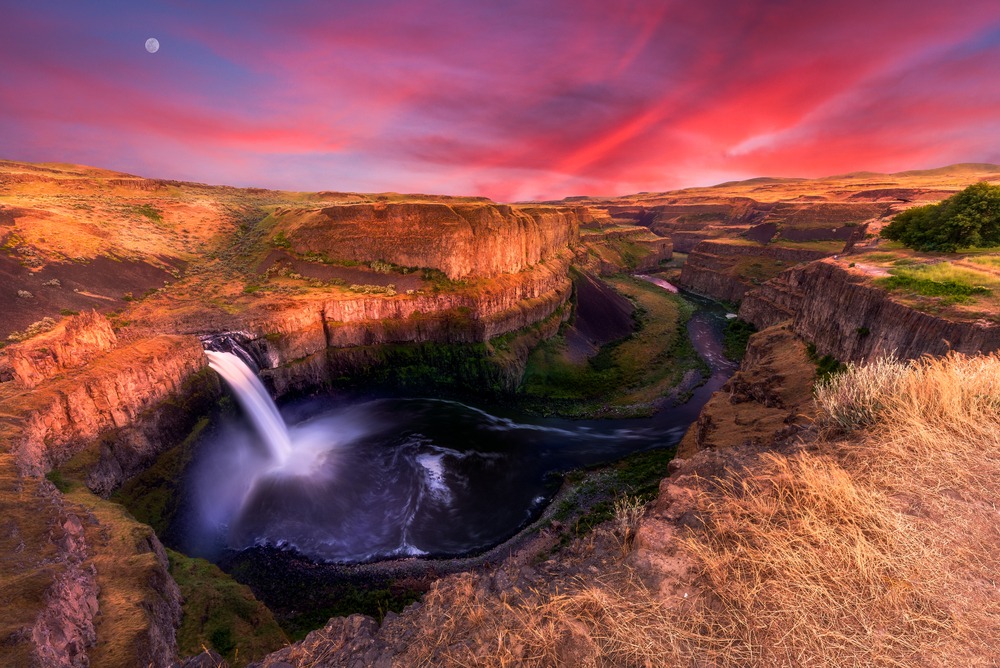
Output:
[
  {"xmin": 0, "ymin": 162, "xmax": 610, "ymax": 666},
  {"xmin": 2, "ymin": 160, "xmax": 1000, "ymax": 667}
]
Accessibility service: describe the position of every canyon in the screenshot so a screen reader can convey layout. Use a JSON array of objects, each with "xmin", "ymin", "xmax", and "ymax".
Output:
[{"xmin": 2, "ymin": 160, "xmax": 999, "ymax": 666}]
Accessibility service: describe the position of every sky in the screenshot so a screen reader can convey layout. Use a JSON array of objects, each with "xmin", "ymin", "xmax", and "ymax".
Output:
[{"xmin": 2, "ymin": 1, "xmax": 1000, "ymax": 201}]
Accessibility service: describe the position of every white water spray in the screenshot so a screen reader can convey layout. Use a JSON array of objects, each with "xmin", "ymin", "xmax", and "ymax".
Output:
[{"xmin": 205, "ymin": 350, "xmax": 292, "ymax": 462}]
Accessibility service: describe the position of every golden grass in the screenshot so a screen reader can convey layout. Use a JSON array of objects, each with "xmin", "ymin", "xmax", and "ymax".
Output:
[{"xmin": 394, "ymin": 353, "xmax": 1000, "ymax": 667}]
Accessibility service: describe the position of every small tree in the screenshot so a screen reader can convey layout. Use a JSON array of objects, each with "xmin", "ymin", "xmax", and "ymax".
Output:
[{"xmin": 881, "ymin": 181, "xmax": 1000, "ymax": 252}]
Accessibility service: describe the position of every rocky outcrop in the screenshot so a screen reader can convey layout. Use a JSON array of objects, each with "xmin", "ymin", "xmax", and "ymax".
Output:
[
  {"xmin": 79, "ymin": 498, "xmax": 182, "ymax": 668},
  {"xmin": 0, "ymin": 335, "xmax": 208, "ymax": 480},
  {"xmin": 0, "ymin": 458, "xmax": 98, "ymax": 668},
  {"xmin": 676, "ymin": 324, "xmax": 816, "ymax": 458},
  {"xmin": 739, "ymin": 259, "xmax": 1000, "ymax": 363},
  {"xmin": 271, "ymin": 202, "xmax": 586, "ymax": 280},
  {"xmin": 6, "ymin": 311, "xmax": 117, "ymax": 389},
  {"xmin": 0, "ymin": 455, "xmax": 181, "ymax": 668},
  {"xmin": 576, "ymin": 226, "xmax": 672, "ymax": 275},
  {"xmin": 678, "ymin": 241, "xmax": 832, "ymax": 303},
  {"xmin": 250, "ymin": 614, "xmax": 378, "ymax": 667}
]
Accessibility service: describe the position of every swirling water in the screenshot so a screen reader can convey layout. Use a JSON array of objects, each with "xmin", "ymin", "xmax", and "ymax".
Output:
[{"xmin": 182, "ymin": 297, "xmax": 734, "ymax": 564}]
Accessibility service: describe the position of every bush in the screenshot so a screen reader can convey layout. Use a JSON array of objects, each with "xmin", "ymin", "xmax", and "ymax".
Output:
[
  {"xmin": 881, "ymin": 181, "xmax": 1000, "ymax": 252},
  {"xmin": 723, "ymin": 319, "xmax": 756, "ymax": 360},
  {"xmin": 271, "ymin": 231, "xmax": 291, "ymax": 249},
  {"xmin": 7, "ymin": 317, "xmax": 57, "ymax": 342},
  {"xmin": 814, "ymin": 356, "xmax": 909, "ymax": 431}
]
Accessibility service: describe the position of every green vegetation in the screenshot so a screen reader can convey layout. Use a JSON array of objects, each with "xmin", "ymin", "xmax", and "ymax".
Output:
[
  {"xmin": 606, "ymin": 239, "xmax": 653, "ymax": 270},
  {"xmin": 768, "ymin": 239, "xmax": 845, "ymax": 252},
  {"xmin": 878, "ymin": 274, "xmax": 989, "ymax": 300},
  {"xmin": 6, "ymin": 316, "xmax": 57, "ymax": 342},
  {"xmin": 45, "ymin": 469, "xmax": 73, "ymax": 493},
  {"xmin": 271, "ymin": 230, "xmax": 291, "ymax": 248},
  {"xmin": 126, "ymin": 203, "xmax": 163, "ymax": 223},
  {"xmin": 806, "ymin": 343, "xmax": 844, "ymax": 383},
  {"xmin": 858, "ymin": 252, "xmax": 901, "ymax": 263},
  {"xmin": 731, "ymin": 256, "xmax": 788, "ymax": 284},
  {"xmin": 314, "ymin": 308, "xmax": 563, "ymax": 398},
  {"xmin": 968, "ymin": 254, "xmax": 1000, "ymax": 268},
  {"xmin": 112, "ymin": 418, "xmax": 209, "ymax": 535},
  {"xmin": 224, "ymin": 557, "xmax": 427, "ymax": 642},
  {"xmin": 875, "ymin": 262, "xmax": 994, "ymax": 304},
  {"xmin": 168, "ymin": 550, "xmax": 287, "ymax": 666},
  {"xmin": 521, "ymin": 276, "xmax": 705, "ymax": 417},
  {"xmin": 548, "ymin": 447, "xmax": 675, "ymax": 550},
  {"xmin": 723, "ymin": 319, "xmax": 756, "ymax": 360},
  {"xmin": 881, "ymin": 182, "xmax": 1000, "ymax": 252},
  {"xmin": 347, "ymin": 283, "xmax": 397, "ymax": 296}
]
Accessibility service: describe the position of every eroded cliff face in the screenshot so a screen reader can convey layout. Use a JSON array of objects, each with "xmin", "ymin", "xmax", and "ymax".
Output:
[
  {"xmin": 0, "ymin": 455, "xmax": 181, "ymax": 668},
  {"xmin": 678, "ymin": 241, "xmax": 832, "ymax": 303},
  {"xmin": 270, "ymin": 202, "xmax": 585, "ymax": 280},
  {"xmin": 576, "ymin": 225, "xmax": 672, "ymax": 275},
  {"xmin": 1, "ymin": 334, "xmax": 209, "ymax": 482},
  {"xmin": 5, "ymin": 310, "xmax": 117, "ymax": 389},
  {"xmin": 739, "ymin": 259, "xmax": 1000, "ymax": 363},
  {"xmin": 676, "ymin": 324, "xmax": 816, "ymax": 458},
  {"xmin": 215, "ymin": 254, "xmax": 573, "ymax": 395}
]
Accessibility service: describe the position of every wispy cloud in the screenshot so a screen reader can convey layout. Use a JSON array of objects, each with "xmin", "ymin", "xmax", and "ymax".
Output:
[{"xmin": 2, "ymin": 0, "xmax": 999, "ymax": 199}]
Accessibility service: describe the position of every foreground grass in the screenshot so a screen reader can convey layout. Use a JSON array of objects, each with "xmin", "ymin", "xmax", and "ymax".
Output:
[{"xmin": 388, "ymin": 352, "xmax": 1000, "ymax": 666}]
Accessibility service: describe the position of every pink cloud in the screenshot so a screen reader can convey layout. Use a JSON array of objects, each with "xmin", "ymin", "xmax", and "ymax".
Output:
[{"xmin": 2, "ymin": 1, "xmax": 999, "ymax": 199}]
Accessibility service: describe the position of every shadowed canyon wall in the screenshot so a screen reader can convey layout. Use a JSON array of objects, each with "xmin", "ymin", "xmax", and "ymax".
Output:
[{"xmin": 739, "ymin": 260, "xmax": 1000, "ymax": 363}]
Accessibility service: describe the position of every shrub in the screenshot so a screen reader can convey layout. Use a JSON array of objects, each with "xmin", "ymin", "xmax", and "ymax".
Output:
[
  {"xmin": 612, "ymin": 496, "xmax": 644, "ymax": 554},
  {"xmin": 722, "ymin": 319, "xmax": 756, "ymax": 360},
  {"xmin": 271, "ymin": 231, "xmax": 291, "ymax": 249},
  {"xmin": 881, "ymin": 181, "xmax": 1000, "ymax": 252},
  {"xmin": 6, "ymin": 317, "xmax": 57, "ymax": 342},
  {"xmin": 814, "ymin": 356, "xmax": 910, "ymax": 431}
]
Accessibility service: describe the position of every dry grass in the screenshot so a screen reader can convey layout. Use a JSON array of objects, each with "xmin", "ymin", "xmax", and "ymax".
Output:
[
  {"xmin": 814, "ymin": 356, "xmax": 909, "ymax": 432},
  {"xmin": 394, "ymin": 353, "xmax": 1000, "ymax": 667},
  {"xmin": 611, "ymin": 496, "xmax": 645, "ymax": 555},
  {"xmin": 679, "ymin": 452, "xmax": 951, "ymax": 666}
]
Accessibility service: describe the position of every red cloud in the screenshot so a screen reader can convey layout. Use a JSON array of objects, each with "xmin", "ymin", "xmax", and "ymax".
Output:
[{"xmin": 2, "ymin": 0, "xmax": 999, "ymax": 199}]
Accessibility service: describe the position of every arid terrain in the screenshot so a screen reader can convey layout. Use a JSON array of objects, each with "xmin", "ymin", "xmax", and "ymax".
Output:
[{"xmin": 2, "ymin": 160, "xmax": 999, "ymax": 667}]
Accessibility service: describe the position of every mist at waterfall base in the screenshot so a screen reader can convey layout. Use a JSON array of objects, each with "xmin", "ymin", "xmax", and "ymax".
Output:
[{"xmin": 183, "ymin": 307, "xmax": 733, "ymax": 565}]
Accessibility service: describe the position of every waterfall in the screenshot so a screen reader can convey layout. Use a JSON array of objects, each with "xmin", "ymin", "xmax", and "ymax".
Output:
[{"xmin": 205, "ymin": 350, "xmax": 292, "ymax": 462}]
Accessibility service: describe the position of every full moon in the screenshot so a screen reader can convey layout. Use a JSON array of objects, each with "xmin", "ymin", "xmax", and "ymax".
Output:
[{"xmin": 145, "ymin": 38, "xmax": 159, "ymax": 54}]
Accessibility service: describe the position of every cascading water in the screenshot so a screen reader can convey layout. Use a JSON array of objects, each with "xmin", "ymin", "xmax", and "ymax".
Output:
[
  {"xmin": 183, "ymin": 302, "xmax": 736, "ymax": 564},
  {"xmin": 205, "ymin": 350, "xmax": 292, "ymax": 462}
]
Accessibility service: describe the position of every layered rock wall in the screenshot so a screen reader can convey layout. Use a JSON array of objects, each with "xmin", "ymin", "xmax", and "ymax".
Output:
[
  {"xmin": 739, "ymin": 260, "xmax": 1000, "ymax": 362},
  {"xmin": 1, "ymin": 335, "xmax": 208, "ymax": 479},
  {"xmin": 241, "ymin": 255, "xmax": 572, "ymax": 372},
  {"xmin": 272, "ymin": 202, "xmax": 585, "ymax": 280},
  {"xmin": 679, "ymin": 241, "xmax": 832, "ymax": 303},
  {"xmin": 6, "ymin": 310, "xmax": 117, "ymax": 389}
]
